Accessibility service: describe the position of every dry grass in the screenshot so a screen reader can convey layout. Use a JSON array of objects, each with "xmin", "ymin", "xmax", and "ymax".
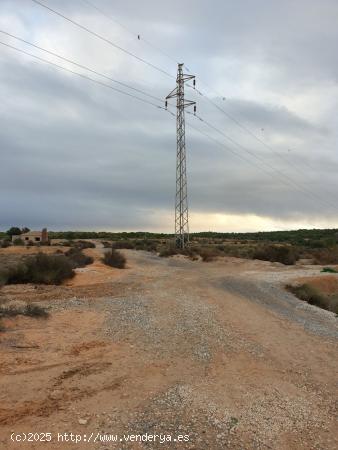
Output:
[{"xmin": 287, "ymin": 283, "xmax": 338, "ymax": 314}]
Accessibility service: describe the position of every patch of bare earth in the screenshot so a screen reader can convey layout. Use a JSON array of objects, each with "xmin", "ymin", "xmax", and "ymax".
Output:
[{"xmin": 0, "ymin": 248, "xmax": 337, "ymax": 449}]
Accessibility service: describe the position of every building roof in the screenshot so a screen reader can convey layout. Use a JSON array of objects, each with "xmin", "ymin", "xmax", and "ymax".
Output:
[{"xmin": 21, "ymin": 231, "xmax": 43, "ymax": 237}]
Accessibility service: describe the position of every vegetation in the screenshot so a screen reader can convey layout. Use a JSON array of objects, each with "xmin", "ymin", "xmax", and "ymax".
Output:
[
  {"xmin": 110, "ymin": 239, "xmax": 160, "ymax": 252},
  {"xmin": 0, "ymin": 302, "xmax": 48, "ymax": 331},
  {"xmin": 6, "ymin": 227, "xmax": 22, "ymax": 237},
  {"xmin": 287, "ymin": 283, "xmax": 338, "ymax": 314},
  {"xmin": 253, "ymin": 245, "xmax": 299, "ymax": 265},
  {"xmin": 0, "ymin": 303, "xmax": 48, "ymax": 318},
  {"xmin": 0, "ymin": 239, "xmax": 10, "ymax": 248},
  {"xmin": 111, "ymin": 240, "xmax": 136, "ymax": 250},
  {"xmin": 3, "ymin": 226, "xmax": 338, "ymax": 267},
  {"xmin": 0, "ymin": 253, "xmax": 74, "ymax": 285},
  {"xmin": 159, "ymin": 245, "xmax": 217, "ymax": 262},
  {"xmin": 65, "ymin": 248, "xmax": 94, "ymax": 268},
  {"xmin": 72, "ymin": 240, "xmax": 96, "ymax": 249},
  {"xmin": 102, "ymin": 249, "xmax": 126, "ymax": 269},
  {"xmin": 2, "ymin": 227, "xmax": 338, "ymax": 247},
  {"xmin": 311, "ymin": 248, "xmax": 338, "ymax": 265},
  {"xmin": 24, "ymin": 303, "xmax": 49, "ymax": 317},
  {"xmin": 13, "ymin": 238, "xmax": 24, "ymax": 246},
  {"xmin": 321, "ymin": 267, "xmax": 338, "ymax": 273}
]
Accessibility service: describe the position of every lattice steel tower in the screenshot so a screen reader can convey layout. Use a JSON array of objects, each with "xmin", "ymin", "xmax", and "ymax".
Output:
[{"xmin": 166, "ymin": 64, "xmax": 196, "ymax": 248}]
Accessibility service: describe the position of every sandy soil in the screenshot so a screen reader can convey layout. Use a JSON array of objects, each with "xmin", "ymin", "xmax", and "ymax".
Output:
[{"xmin": 0, "ymin": 249, "xmax": 337, "ymax": 450}]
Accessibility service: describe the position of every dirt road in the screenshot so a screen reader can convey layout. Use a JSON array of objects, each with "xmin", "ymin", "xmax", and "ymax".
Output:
[{"xmin": 0, "ymin": 250, "xmax": 337, "ymax": 449}]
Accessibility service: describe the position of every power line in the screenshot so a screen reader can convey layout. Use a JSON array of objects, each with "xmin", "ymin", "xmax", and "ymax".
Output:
[
  {"xmin": 185, "ymin": 117, "xmax": 275, "ymax": 180},
  {"xmin": 72, "ymin": 0, "xmax": 338, "ymax": 206},
  {"xmin": 66, "ymin": 0, "xmax": 335, "ymax": 198},
  {"xmin": 76, "ymin": 0, "xmax": 330, "ymax": 182},
  {"xmin": 184, "ymin": 118, "xmax": 334, "ymax": 229},
  {"xmin": 0, "ymin": 35, "xmax": 290, "ymax": 190},
  {"xmin": 30, "ymin": 0, "xmax": 175, "ymax": 80},
  {"xmin": 80, "ymin": 0, "xmax": 179, "ymax": 66},
  {"xmin": 30, "ymin": 0, "xmax": 335, "ymax": 203},
  {"xmin": 4, "ymin": 1, "xmax": 337, "ymax": 218},
  {"xmin": 1, "ymin": 37, "xmax": 334, "ymax": 224},
  {"xmin": 3, "ymin": 33, "xmax": 335, "ymax": 216},
  {"xmin": 0, "ymin": 40, "xmax": 168, "ymax": 111},
  {"xmin": 192, "ymin": 87, "xmax": 316, "ymax": 172},
  {"xmin": 0, "ymin": 30, "xmax": 163, "ymax": 103},
  {"xmin": 187, "ymin": 111, "xmax": 338, "ymax": 214}
]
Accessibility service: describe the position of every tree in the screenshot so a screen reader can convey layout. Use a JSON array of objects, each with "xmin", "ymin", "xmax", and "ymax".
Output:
[
  {"xmin": 21, "ymin": 227, "xmax": 30, "ymax": 234},
  {"xmin": 6, "ymin": 227, "xmax": 22, "ymax": 237}
]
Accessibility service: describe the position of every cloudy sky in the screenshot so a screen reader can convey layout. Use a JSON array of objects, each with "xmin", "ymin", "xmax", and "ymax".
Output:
[{"xmin": 1, "ymin": 0, "xmax": 338, "ymax": 232}]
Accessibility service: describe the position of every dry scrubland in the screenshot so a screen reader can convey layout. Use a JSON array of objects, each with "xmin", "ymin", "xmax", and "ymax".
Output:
[{"xmin": 0, "ymin": 238, "xmax": 337, "ymax": 450}]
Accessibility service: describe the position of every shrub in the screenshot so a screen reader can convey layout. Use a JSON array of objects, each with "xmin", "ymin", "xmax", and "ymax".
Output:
[
  {"xmin": 1, "ymin": 253, "xmax": 74, "ymax": 285},
  {"xmin": 102, "ymin": 249, "xmax": 126, "ymax": 269},
  {"xmin": 65, "ymin": 248, "xmax": 94, "ymax": 268},
  {"xmin": 321, "ymin": 267, "xmax": 338, "ymax": 273},
  {"xmin": 253, "ymin": 245, "xmax": 298, "ymax": 265},
  {"xmin": 198, "ymin": 247, "xmax": 220, "ymax": 262},
  {"xmin": 312, "ymin": 249, "xmax": 338, "ymax": 265},
  {"xmin": 72, "ymin": 240, "xmax": 96, "ymax": 249},
  {"xmin": 159, "ymin": 246, "xmax": 178, "ymax": 257},
  {"xmin": 134, "ymin": 240, "xmax": 158, "ymax": 252},
  {"xmin": 0, "ymin": 240, "xmax": 10, "ymax": 248},
  {"xmin": 0, "ymin": 303, "xmax": 48, "ymax": 319},
  {"xmin": 40, "ymin": 240, "xmax": 51, "ymax": 246},
  {"xmin": 287, "ymin": 283, "xmax": 338, "ymax": 314},
  {"xmin": 24, "ymin": 304, "xmax": 49, "ymax": 317},
  {"xmin": 112, "ymin": 240, "xmax": 135, "ymax": 250},
  {"xmin": 13, "ymin": 238, "xmax": 24, "ymax": 246}
]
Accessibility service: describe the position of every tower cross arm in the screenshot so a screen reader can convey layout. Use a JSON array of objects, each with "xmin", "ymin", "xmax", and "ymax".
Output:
[
  {"xmin": 166, "ymin": 87, "xmax": 178, "ymax": 99},
  {"xmin": 182, "ymin": 74, "xmax": 195, "ymax": 82}
]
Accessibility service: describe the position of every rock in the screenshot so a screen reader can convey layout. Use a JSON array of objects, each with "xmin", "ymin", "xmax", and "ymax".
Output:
[
  {"xmin": 78, "ymin": 418, "xmax": 88, "ymax": 425},
  {"xmin": 49, "ymin": 390, "xmax": 63, "ymax": 400}
]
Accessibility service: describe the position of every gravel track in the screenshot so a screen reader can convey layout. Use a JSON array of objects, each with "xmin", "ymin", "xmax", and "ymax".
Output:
[{"xmin": 1, "ymin": 249, "xmax": 337, "ymax": 450}]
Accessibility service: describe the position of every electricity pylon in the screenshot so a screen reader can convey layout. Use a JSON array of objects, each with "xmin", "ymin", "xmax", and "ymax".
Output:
[{"xmin": 165, "ymin": 63, "xmax": 196, "ymax": 249}]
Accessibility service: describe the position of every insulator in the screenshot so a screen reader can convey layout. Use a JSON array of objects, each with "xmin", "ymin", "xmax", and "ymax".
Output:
[
  {"xmin": 193, "ymin": 79, "xmax": 196, "ymax": 88},
  {"xmin": 165, "ymin": 100, "xmax": 168, "ymax": 109},
  {"xmin": 194, "ymin": 105, "xmax": 196, "ymax": 115}
]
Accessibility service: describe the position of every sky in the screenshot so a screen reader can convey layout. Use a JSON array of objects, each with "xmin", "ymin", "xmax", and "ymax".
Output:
[{"xmin": 1, "ymin": 0, "xmax": 338, "ymax": 232}]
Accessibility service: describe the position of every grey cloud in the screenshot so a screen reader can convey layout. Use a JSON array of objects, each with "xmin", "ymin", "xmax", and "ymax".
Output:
[{"xmin": 1, "ymin": 0, "xmax": 338, "ymax": 231}]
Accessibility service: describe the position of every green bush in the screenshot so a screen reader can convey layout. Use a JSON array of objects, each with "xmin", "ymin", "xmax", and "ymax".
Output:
[
  {"xmin": 253, "ymin": 245, "xmax": 298, "ymax": 265},
  {"xmin": 72, "ymin": 240, "xmax": 96, "ymax": 249},
  {"xmin": 25, "ymin": 304, "xmax": 49, "ymax": 317},
  {"xmin": 0, "ymin": 303, "xmax": 48, "ymax": 319},
  {"xmin": 321, "ymin": 267, "xmax": 338, "ymax": 273},
  {"xmin": 102, "ymin": 249, "xmax": 126, "ymax": 269},
  {"xmin": 134, "ymin": 239, "xmax": 159, "ymax": 252},
  {"xmin": 6, "ymin": 227, "xmax": 21, "ymax": 237},
  {"xmin": 13, "ymin": 238, "xmax": 24, "ymax": 246},
  {"xmin": 112, "ymin": 240, "xmax": 135, "ymax": 250},
  {"xmin": 1, "ymin": 253, "xmax": 74, "ymax": 285},
  {"xmin": 65, "ymin": 248, "xmax": 94, "ymax": 268},
  {"xmin": 0, "ymin": 239, "xmax": 11, "ymax": 248},
  {"xmin": 159, "ymin": 246, "xmax": 178, "ymax": 257}
]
